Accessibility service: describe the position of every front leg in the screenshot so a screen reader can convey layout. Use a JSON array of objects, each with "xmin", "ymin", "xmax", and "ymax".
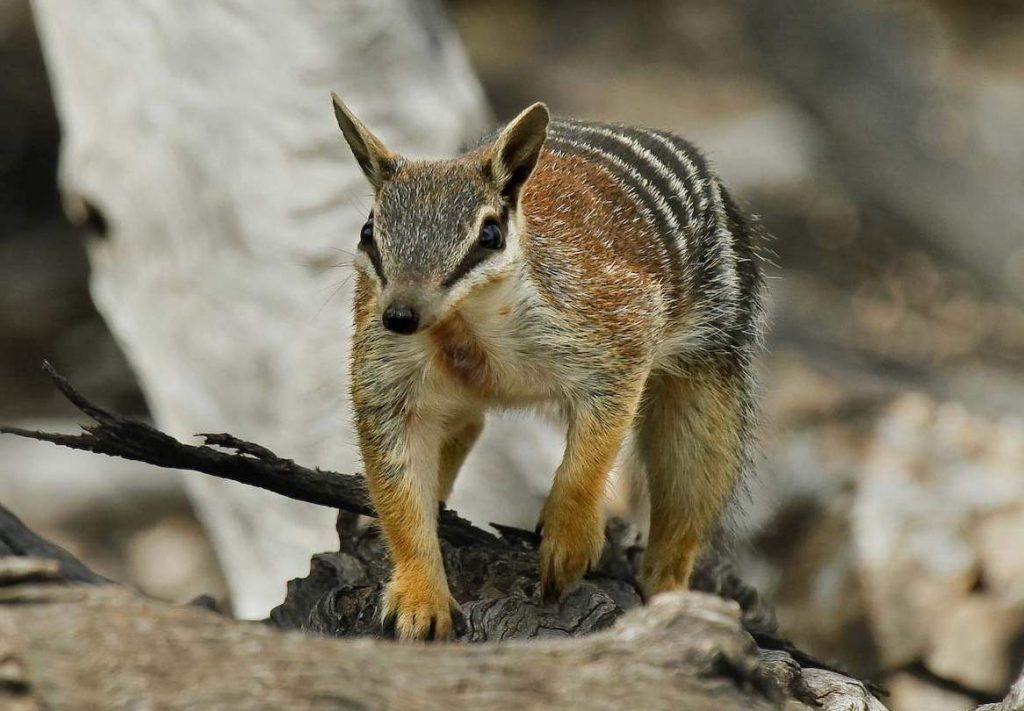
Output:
[
  {"xmin": 437, "ymin": 413, "xmax": 484, "ymax": 503},
  {"xmin": 375, "ymin": 468, "xmax": 461, "ymax": 641},
  {"xmin": 539, "ymin": 384, "xmax": 644, "ymax": 601},
  {"xmin": 352, "ymin": 371, "xmax": 458, "ymax": 641}
]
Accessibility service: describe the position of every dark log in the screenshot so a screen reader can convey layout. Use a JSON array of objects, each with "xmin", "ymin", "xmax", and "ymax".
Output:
[{"xmin": 0, "ymin": 502, "xmax": 108, "ymax": 585}]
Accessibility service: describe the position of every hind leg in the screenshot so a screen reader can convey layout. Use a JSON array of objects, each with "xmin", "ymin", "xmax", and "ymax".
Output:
[{"xmin": 634, "ymin": 363, "xmax": 748, "ymax": 596}]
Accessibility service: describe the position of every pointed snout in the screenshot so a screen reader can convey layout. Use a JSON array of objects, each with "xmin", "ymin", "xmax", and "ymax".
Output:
[{"xmin": 382, "ymin": 303, "xmax": 420, "ymax": 335}]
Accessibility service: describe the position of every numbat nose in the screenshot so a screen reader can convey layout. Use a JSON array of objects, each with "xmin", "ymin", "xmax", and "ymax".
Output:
[{"xmin": 382, "ymin": 304, "xmax": 420, "ymax": 334}]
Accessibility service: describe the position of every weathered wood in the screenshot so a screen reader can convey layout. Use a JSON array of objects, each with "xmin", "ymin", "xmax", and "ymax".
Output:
[
  {"xmin": 0, "ymin": 505, "xmax": 891, "ymax": 707},
  {"xmin": 0, "ymin": 565, "xmax": 887, "ymax": 711}
]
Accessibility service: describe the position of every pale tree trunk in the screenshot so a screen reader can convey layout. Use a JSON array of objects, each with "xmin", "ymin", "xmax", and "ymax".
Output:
[{"xmin": 30, "ymin": 0, "xmax": 563, "ymax": 618}]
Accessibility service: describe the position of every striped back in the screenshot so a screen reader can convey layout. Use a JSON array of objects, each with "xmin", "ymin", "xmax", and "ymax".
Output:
[
  {"xmin": 547, "ymin": 118, "xmax": 713, "ymax": 250},
  {"xmin": 543, "ymin": 118, "xmax": 763, "ymax": 356}
]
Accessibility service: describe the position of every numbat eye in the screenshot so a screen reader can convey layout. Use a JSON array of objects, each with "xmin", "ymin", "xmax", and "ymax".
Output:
[
  {"xmin": 479, "ymin": 220, "xmax": 504, "ymax": 250},
  {"xmin": 359, "ymin": 218, "xmax": 374, "ymax": 247}
]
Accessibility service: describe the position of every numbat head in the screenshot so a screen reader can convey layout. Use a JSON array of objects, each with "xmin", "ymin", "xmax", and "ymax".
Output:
[{"xmin": 332, "ymin": 93, "xmax": 547, "ymax": 335}]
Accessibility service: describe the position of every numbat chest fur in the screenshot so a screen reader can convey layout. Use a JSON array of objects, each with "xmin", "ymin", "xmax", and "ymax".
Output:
[{"xmin": 333, "ymin": 94, "xmax": 766, "ymax": 641}]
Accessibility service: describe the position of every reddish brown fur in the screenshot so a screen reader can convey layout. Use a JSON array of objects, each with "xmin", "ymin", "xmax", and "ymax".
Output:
[
  {"xmin": 522, "ymin": 151, "xmax": 672, "ymax": 361},
  {"xmin": 526, "ymin": 152, "xmax": 672, "ymax": 290},
  {"xmin": 430, "ymin": 313, "xmax": 495, "ymax": 397}
]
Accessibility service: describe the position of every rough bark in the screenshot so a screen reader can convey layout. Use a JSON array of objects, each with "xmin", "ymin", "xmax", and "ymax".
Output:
[{"xmin": 29, "ymin": 0, "xmax": 563, "ymax": 619}]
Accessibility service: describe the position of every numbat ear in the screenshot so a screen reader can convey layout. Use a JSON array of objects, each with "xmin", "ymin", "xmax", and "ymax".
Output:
[
  {"xmin": 488, "ymin": 102, "xmax": 549, "ymax": 203},
  {"xmin": 331, "ymin": 92, "xmax": 400, "ymax": 191}
]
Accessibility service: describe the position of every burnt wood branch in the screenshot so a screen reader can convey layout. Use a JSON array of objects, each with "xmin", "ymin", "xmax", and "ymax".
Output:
[
  {"xmin": 0, "ymin": 362, "xmax": 492, "ymax": 546},
  {"xmin": 0, "ymin": 363, "xmax": 880, "ymax": 700}
]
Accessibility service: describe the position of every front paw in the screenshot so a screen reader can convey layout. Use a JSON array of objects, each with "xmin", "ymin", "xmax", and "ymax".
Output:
[
  {"xmin": 538, "ymin": 504, "xmax": 605, "ymax": 603},
  {"xmin": 381, "ymin": 574, "xmax": 462, "ymax": 642}
]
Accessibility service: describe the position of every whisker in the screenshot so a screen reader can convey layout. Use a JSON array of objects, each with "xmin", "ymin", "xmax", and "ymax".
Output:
[
  {"xmin": 311, "ymin": 274, "xmax": 356, "ymax": 322},
  {"xmin": 327, "ymin": 246, "xmax": 358, "ymax": 260}
]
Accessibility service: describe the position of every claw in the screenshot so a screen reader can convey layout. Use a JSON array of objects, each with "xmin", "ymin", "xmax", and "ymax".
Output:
[
  {"xmin": 380, "ymin": 578, "xmax": 460, "ymax": 642},
  {"xmin": 537, "ymin": 508, "xmax": 605, "ymax": 606}
]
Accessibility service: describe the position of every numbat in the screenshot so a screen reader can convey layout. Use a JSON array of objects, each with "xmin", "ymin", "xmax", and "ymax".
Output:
[{"xmin": 332, "ymin": 93, "xmax": 766, "ymax": 641}]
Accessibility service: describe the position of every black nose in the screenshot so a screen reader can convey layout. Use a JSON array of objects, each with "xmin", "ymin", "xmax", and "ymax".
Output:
[{"xmin": 382, "ymin": 304, "xmax": 419, "ymax": 334}]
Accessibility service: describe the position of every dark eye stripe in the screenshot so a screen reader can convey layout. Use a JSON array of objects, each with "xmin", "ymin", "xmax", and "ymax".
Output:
[
  {"xmin": 442, "ymin": 245, "xmax": 495, "ymax": 289},
  {"xmin": 360, "ymin": 241, "xmax": 387, "ymax": 286},
  {"xmin": 441, "ymin": 209, "xmax": 510, "ymax": 288},
  {"xmin": 357, "ymin": 210, "xmax": 387, "ymax": 285}
]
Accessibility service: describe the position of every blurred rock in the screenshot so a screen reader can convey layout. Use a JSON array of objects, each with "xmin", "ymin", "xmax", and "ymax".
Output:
[
  {"xmin": 759, "ymin": 503, "xmax": 878, "ymax": 674},
  {"xmin": 926, "ymin": 595, "xmax": 1024, "ymax": 696},
  {"xmin": 887, "ymin": 672, "xmax": 974, "ymax": 711},
  {"xmin": 751, "ymin": 365, "xmax": 1024, "ymax": 701},
  {"xmin": 974, "ymin": 507, "xmax": 1024, "ymax": 600},
  {"xmin": 855, "ymin": 396, "xmax": 1024, "ymax": 672},
  {"xmin": 975, "ymin": 664, "xmax": 1024, "ymax": 711},
  {"xmin": 126, "ymin": 515, "xmax": 225, "ymax": 603},
  {"xmin": 749, "ymin": 356, "xmax": 885, "ymax": 675}
]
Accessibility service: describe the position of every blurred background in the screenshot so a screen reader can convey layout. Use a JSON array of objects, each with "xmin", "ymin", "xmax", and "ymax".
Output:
[{"xmin": 2, "ymin": 1, "xmax": 1023, "ymax": 709}]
